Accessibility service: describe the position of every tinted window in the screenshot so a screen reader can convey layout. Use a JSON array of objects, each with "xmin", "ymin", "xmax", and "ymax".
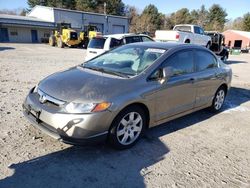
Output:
[
  {"xmin": 88, "ymin": 38, "xmax": 106, "ymax": 49},
  {"xmin": 125, "ymin": 36, "xmax": 141, "ymax": 44},
  {"xmin": 110, "ymin": 38, "xmax": 123, "ymax": 49},
  {"xmin": 163, "ymin": 50, "xmax": 194, "ymax": 76},
  {"xmin": 141, "ymin": 36, "xmax": 153, "ymax": 42},
  {"xmin": 70, "ymin": 32, "xmax": 78, "ymax": 40},
  {"xmin": 195, "ymin": 50, "xmax": 217, "ymax": 71},
  {"xmin": 194, "ymin": 26, "xmax": 200, "ymax": 34},
  {"xmin": 199, "ymin": 27, "xmax": 204, "ymax": 35}
]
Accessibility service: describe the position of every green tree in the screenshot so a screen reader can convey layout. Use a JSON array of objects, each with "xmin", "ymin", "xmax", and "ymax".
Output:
[
  {"xmin": 196, "ymin": 5, "xmax": 208, "ymax": 28},
  {"xmin": 173, "ymin": 8, "xmax": 193, "ymax": 25},
  {"xmin": 126, "ymin": 6, "xmax": 140, "ymax": 33},
  {"xmin": 72, "ymin": 0, "xmax": 125, "ymax": 15},
  {"xmin": 163, "ymin": 13, "xmax": 175, "ymax": 29},
  {"xmin": 27, "ymin": 0, "xmax": 44, "ymax": 8},
  {"xmin": 242, "ymin": 12, "xmax": 250, "ymax": 31},
  {"xmin": 224, "ymin": 17, "xmax": 243, "ymax": 31},
  {"xmin": 28, "ymin": 0, "xmax": 76, "ymax": 9},
  {"xmin": 104, "ymin": 0, "xmax": 125, "ymax": 16},
  {"xmin": 75, "ymin": 0, "xmax": 97, "ymax": 12},
  {"xmin": 206, "ymin": 4, "xmax": 227, "ymax": 31},
  {"xmin": 138, "ymin": 4, "xmax": 163, "ymax": 33}
]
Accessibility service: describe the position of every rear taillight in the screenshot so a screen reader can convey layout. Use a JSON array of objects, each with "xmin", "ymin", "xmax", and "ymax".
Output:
[{"xmin": 176, "ymin": 34, "xmax": 180, "ymax": 39}]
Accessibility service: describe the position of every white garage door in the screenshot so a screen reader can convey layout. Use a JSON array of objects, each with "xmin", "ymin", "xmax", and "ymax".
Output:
[{"xmin": 112, "ymin": 25, "xmax": 125, "ymax": 34}]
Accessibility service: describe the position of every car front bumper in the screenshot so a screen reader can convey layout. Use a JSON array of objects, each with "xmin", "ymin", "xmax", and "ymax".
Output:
[{"xmin": 22, "ymin": 91, "xmax": 114, "ymax": 145}]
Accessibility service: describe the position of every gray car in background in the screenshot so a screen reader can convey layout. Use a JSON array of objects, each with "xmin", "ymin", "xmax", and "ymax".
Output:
[{"xmin": 23, "ymin": 42, "xmax": 232, "ymax": 149}]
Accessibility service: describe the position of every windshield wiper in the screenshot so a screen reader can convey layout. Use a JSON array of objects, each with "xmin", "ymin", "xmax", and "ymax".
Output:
[
  {"xmin": 106, "ymin": 70, "xmax": 130, "ymax": 78},
  {"xmin": 83, "ymin": 65, "xmax": 129, "ymax": 78},
  {"xmin": 83, "ymin": 65, "xmax": 104, "ymax": 72}
]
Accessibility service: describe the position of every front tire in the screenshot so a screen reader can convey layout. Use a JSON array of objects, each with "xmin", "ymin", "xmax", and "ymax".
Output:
[
  {"xmin": 49, "ymin": 36, "xmax": 55, "ymax": 46},
  {"xmin": 210, "ymin": 87, "xmax": 226, "ymax": 112},
  {"xmin": 108, "ymin": 106, "xmax": 147, "ymax": 149}
]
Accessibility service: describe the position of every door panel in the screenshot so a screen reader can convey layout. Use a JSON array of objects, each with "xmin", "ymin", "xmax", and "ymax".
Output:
[
  {"xmin": 194, "ymin": 50, "xmax": 222, "ymax": 107},
  {"xmin": 31, "ymin": 30, "xmax": 38, "ymax": 43},
  {"xmin": 153, "ymin": 50, "xmax": 196, "ymax": 122},
  {"xmin": 194, "ymin": 69, "xmax": 220, "ymax": 107},
  {"xmin": 154, "ymin": 74, "xmax": 196, "ymax": 121},
  {"xmin": 0, "ymin": 28, "xmax": 9, "ymax": 42}
]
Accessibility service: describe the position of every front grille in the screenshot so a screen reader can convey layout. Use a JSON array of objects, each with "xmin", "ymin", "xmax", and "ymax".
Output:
[{"xmin": 37, "ymin": 88, "xmax": 66, "ymax": 108}]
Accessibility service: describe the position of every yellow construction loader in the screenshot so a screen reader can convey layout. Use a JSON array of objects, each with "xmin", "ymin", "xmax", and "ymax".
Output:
[
  {"xmin": 49, "ymin": 23, "xmax": 81, "ymax": 48},
  {"xmin": 49, "ymin": 23, "xmax": 101, "ymax": 48}
]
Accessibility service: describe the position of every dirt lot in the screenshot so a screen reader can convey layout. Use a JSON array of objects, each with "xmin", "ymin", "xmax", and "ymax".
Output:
[{"xmin": 0, "ymin": 43, "xmax": 250, "ymax": 188}]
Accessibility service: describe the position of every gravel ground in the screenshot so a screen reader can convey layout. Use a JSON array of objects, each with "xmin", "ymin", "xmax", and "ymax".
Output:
[{"xmin": 0, "ymin": 43, "xmax": 250, "ymax": 188}]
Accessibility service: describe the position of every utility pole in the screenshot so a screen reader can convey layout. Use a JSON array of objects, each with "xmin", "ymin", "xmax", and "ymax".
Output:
[{"xmin": 104, "ymin": 2, "xmax": 107, "ymax": 15}]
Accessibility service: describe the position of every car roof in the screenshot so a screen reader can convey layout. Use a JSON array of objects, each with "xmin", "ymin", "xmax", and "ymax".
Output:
[
  {"xmin": 126, "ymin": 42, "xmax": 207, "ymax": 51},
  {"xmin": 103, "ymin": 33, "xmax": 150, "ymax": 39}
]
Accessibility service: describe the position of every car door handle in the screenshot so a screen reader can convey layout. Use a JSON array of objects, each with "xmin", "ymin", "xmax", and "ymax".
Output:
[{"xmin": 89, "ymin": 51, "xmax": 97, "ymax": 54}]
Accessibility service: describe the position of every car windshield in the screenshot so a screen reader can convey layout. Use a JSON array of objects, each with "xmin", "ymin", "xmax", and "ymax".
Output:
[
  {"xmin": 83, "ymin": 45, "xmax": 166, "ymax": 77},
  {"xmin": 88, "ymin": 38, "xmax": 106, "ymax": 49}
]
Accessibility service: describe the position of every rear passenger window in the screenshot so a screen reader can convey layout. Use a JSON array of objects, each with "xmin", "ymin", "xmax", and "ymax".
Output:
[
  {"xmin": 88, "ymin": 38, "xmax": 106, "ymax": 49},
  {"xmin": 110, "ymin": 38, "xmax": 123, "ymax": 49},
  {"xmin": 125, "ymin": 36, "xmax": 141, "ymax": 44},
  {"xmin": 195, "ymin": 51, "xmax": 217, "ymax": 71},
  {"xmin": 141, "ymin": 36, "xmax": 153, "ymax": 42},
  {"xmin": 163, "ymin": 50, "xmax": 194, "ymax": 76}
]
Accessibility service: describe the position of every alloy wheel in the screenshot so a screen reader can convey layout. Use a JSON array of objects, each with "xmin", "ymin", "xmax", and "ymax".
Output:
[
  {"xmin": 116, "ymin": 112, "xmax": 143, "ymax": 145},
  {"xmin": 214, "ymin": 90, "xmax": 225, "ymax": 110}
]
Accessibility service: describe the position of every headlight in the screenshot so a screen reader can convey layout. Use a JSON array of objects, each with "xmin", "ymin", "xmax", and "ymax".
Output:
[{"xmin": 65, "ymin": 102, "xmax": 111, "ymax": 113}]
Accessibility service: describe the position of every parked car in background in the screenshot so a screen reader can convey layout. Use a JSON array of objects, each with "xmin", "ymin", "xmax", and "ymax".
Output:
[
  {"xmin": 205, "ymin": 31, "xmax": 229, "ymax": 61},
  {"xmin": 85, "ymin": 33, "xmax": 154, "ymax": 60},
  {"xmin": 155, "ymin": 24, "xmax": 211, "ymax": 48},
  {"xmin": 23, "ymin": 42, "xmax": 232, "ymax": 149}
]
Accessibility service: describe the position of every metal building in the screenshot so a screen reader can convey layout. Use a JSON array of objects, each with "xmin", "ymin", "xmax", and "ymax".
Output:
[
  {"xmin": 0, "ymin": 5, "xmax": 129, "ymax": 43},
  {"xmin": 223, "ymin": 30, "xmax": 250, "ymax": 49},
  {"xmin": 28, "ymin": 6, "xmax": 129, "ymax": 34},
  {"xmin": 0, "ymin": 14, "xmax": 54, "ymax": 43}
]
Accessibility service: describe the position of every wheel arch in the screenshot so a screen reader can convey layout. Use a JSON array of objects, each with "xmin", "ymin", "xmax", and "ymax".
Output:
[
  {"xmin": 112, "ymin": 102, "xmax": 151, "ymax": 129},
  {"xmin": 218, "ymin": 83, "xmax": 228, "ymax": 95},
  {"xmin": 184, "ymin": 39, "xmax": 190, "ymax": 43}
]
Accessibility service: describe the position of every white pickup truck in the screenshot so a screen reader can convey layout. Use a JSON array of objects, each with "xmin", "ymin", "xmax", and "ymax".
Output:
[{"xmin": 155, "ymin": 24, "xmax": 212, "ymax": 48}]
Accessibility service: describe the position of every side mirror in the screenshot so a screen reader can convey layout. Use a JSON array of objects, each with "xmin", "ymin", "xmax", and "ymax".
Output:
[{"xmin": 161, "ymin": 67, "xmax": 174, "ymax": 83}]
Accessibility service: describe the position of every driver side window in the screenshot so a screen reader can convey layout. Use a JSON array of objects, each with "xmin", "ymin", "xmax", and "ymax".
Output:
[{"xmin": 162, "ymin": 50, "xmax": 194, "ymax": 77}]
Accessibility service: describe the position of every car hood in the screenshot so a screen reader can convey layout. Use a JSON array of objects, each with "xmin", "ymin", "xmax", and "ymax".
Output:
[{"xmin": 38, "ymin": 66, "xmax": 131, "ymax": 103}]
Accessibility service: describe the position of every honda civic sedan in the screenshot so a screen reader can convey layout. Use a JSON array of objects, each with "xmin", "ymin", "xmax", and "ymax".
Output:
[{"xmin": 23, "ymin": 42, "xmax": 232, "ymax": 149}]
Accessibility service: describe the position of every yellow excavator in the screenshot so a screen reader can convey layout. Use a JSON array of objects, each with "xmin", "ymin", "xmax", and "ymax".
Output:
[{"xmin": 49, "ymin": 23, "xmax": 101, "ymax": 48}]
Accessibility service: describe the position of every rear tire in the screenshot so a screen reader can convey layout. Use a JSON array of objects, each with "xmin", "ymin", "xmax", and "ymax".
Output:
[
  {"xmin": 57, "ymin": 38, "xmax": 64, "ymax": 48},
  {"xmin": 108, "ymin": 105, "xmax": 147, "ymax": 149},
  {"xmin": 210, "ymin": 86, "xmax": 226, "ymax": 112}
]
